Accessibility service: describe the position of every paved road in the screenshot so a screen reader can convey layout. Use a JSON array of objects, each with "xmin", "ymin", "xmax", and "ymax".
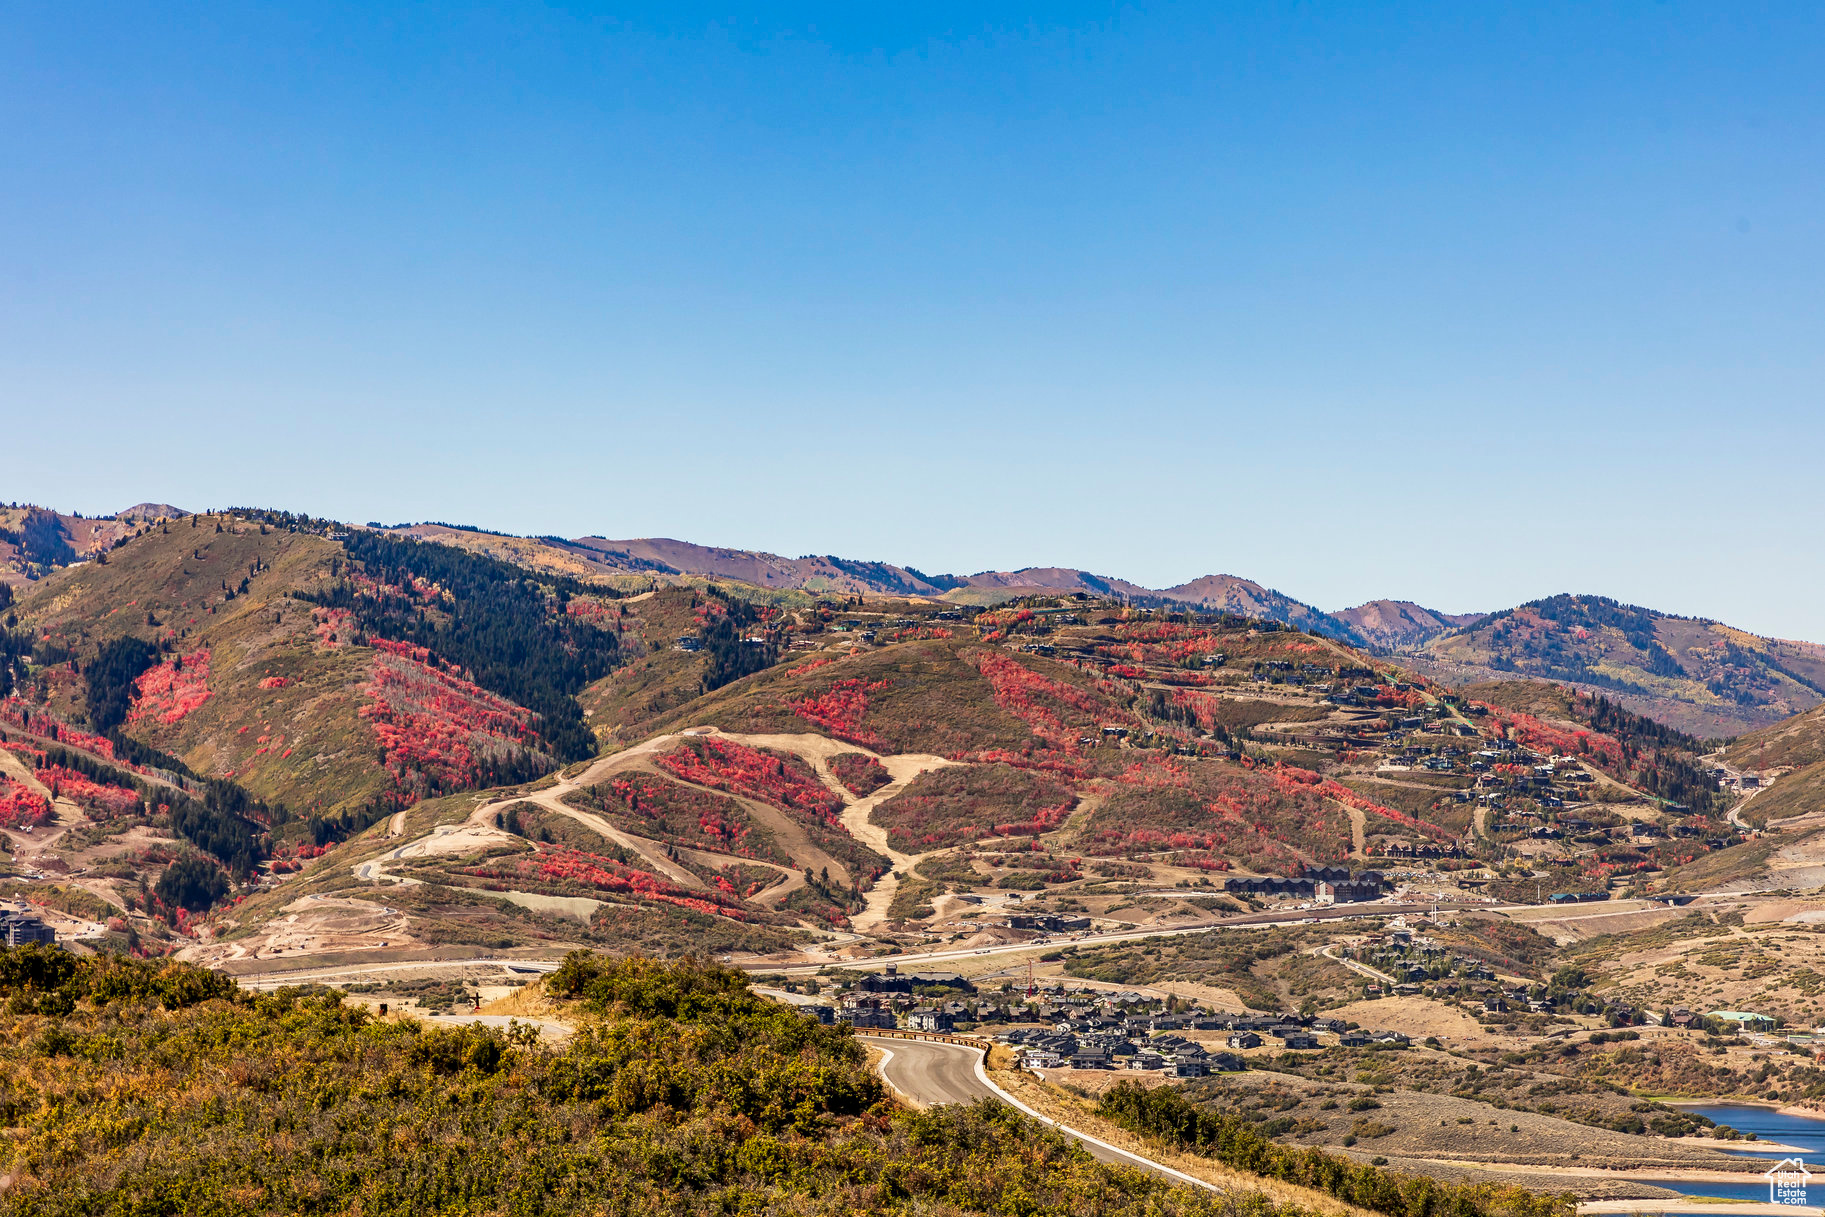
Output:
[
  {"xmin": 868, "ymin": 1036, "xmax": 999, "ymax": 1108},
  {"xmin": 858, "ymin": 1035, "xmax": 1216, "ymax": 1190}
]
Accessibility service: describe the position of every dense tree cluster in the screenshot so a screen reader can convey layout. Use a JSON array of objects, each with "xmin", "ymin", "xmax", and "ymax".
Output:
[
  {"xmin": 0, "ymin": 585, "xmax": 30, "ymax": 698},
  {"xmin": 152, "ymin": 855, "xmax": 230, "ymax": 912},
  {"xmin": 82, "ymin": 635, "xmax": 161, "ymax": 733},
  {"xmin": 16, "ymin": 508, "xmax": 76, "ymax": 567},
  {"xmin": 314, "ymin": 531, "xmax": 621, "ymax": 762},
  {"xmin": 696, "ymin": 586, "xmax": 777, "ymax": 692}
]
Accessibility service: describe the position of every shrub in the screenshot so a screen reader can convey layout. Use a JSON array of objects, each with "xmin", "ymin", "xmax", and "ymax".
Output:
[
  {"xmin": 830, "ymin": 751, "xmax": 892, "ymax": 797},
  {"xmin": 1098, "ymin": 1081, "xmax": 1572, "ymax": 1217},
  {"xmin": 873, "ymin": 763, "xmax": 1076, "ymax": 852}
]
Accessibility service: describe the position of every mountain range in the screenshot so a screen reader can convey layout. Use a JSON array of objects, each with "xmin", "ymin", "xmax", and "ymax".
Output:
[
  {"xmin": 4, "ymin": 495, "xmax": 1824, "ymax": 1008},
  {"xmin": 6, "ymin": 502, "xmax": 1821, "ymax": 736}
]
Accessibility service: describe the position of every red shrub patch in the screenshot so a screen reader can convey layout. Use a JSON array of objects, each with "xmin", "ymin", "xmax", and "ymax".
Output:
[
  {"xmin": 662, "ymin": 740, "xmax": 838, "ymax": 822},
  {"xmin": 1079, "ymin": 759, "xmax": 1351, "ymax": 871},
  {"xmin": 965, "ymin": 649, "xmax": 1123, "ymax": 749},
  {"xmin": 656, "ymin": 736, "xmax": 843, "ymax": 826},
  {"xmin": 787, "ymin": 678, "xmax": 890, "ymax": 748},
  {"xmin": 1259, "ymin": 762, "xmax": 1453, "ymax": 841},
  {"xmin": 38, "ymin": 766, "xmax": 141, "ymax": 818},
  {"xmin": 360, "ymin": 648, "xmax": 549, "ymax": 806},
  {"xmin": 1, "ymin": 702, "xmax": 113, "ymax": 764},
  {"xmin": 829, "ymin": 752, "xmax": 891, "ymax": 797},
  {"xmin": 872, "ymin": 763, "xmax": 1077, "ymax": 852},
  {"xmin": 462, "ymin": 845, "xmax": 748, "ymax": 920},
  {"xmin": 129, "ymin": 649, "xmax": 212, "ymax": 725},
  {"xmin": 577, "ymin": 774, "xmax": 789, "ymax": 865},
  {"xmin": 0, "ymin": 777, "xmax": 52, "ymax": 829}
]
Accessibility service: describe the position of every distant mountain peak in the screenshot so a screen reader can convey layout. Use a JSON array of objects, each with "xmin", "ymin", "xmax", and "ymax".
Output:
[{"xmin": 1333, "ymin": 600, "xmax": 1487, "ymax": 651}]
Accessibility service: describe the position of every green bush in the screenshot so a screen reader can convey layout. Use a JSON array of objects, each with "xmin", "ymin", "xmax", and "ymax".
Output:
[{"xmin": 1, "ymin": 946, "xmax": 1290, "ymax": 1216}]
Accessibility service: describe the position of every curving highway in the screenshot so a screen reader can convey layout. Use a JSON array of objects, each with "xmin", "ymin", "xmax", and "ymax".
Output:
[
  {"xmin": 867, "ymin": 1036, "xmax": 1000, "ymax": 1108},
  {"xmin": 858, "ymin": 1035, "xmax": 1218, "ymax": 1191}
]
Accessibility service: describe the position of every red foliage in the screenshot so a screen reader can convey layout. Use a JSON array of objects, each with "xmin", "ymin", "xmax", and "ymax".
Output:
[
  {"xmin": 590, "ymin": 773, "xmax": 786, "ymax": 864},
  {"xmin": 129, "ymin": 649, "xmax": 213, "ymax": 725},
  {"xmin": 360, "ymin": 648, "xmax": 546, "ymax": 807},
  {"xmin": 0, "ymin": 777, "xmax": 52, "ymax": 829},
  {"xmin": 464, "ymin": 845, "xmax": 748, "ymax": 920},
  {"xmin": 313, "ymin": 607, "xmax": 355, "ymax": 647},
  {"xmin": 1078, "ymin": 758, "xmax": 1351, "ymax": 870},
  {"xmin": 873, "ymin": 763, "xmax": 1077, "ymax": 850},
  {"xmin": 1, "ymin": 700, "xmax": 118, "ymax": 761},
  {"xmin": 258, "ymin": 675, "xmax": 292, "ymax": 689},
  {"xmin": 0, "ymin": 741, "xmax": 47, "ymax": 765},
  {"xmin": 829, "ymin": 752, "xmax": 891, "ymax": 797},
  {"xmin": 787, "ymin": 678, "xmax": 890, "ymax": 748},
  {"xmin": 564, "ymin": 597, "xmax": 619, "ymax": 626},
  {"xmin": 656, "ymin": 737, "xmax": 843, "ymax": 826},
  {"xmin": 1258, "ymin": 761, "xmax": 1453, "ymax": 841},
  {"xmin": 888, "ymin": 626, "xmax": 953, "ymax": 642},
  {"xmin": 1483, "ymin": 707, "xmax": 1626, "ymax": 768},
  {"xmin": 39, "ymin": 765, "xmax": 140, "ymax": 817},
  {"xmin": 966, "ymin": 649, "xmax": 1123, "ymax": 749}
]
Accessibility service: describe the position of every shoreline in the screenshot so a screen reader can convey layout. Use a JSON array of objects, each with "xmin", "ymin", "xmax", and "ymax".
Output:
[{"xmin": 1666, "ymin": 1099, "xmax": 1825, "ymax": 1127}]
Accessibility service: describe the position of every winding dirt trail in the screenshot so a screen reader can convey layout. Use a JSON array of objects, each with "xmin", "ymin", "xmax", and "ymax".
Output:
[
  {"xmin": 677, "ymin": 732, "xmax": 959, "ymax": 925},
  {"xmin": 353, "ymin": 728, "xmax": 957, "ymax": 928}
]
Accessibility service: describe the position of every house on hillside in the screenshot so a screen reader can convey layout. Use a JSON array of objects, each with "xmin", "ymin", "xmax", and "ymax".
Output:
[{"xmin": 1710, "ymin": 1010, "xmax": 1776, "ymax": 1033}]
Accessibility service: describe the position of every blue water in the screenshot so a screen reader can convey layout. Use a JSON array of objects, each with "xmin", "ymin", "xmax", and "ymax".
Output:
[
  {"xmin": 1630, "ymin": 1105, "xmax": 1825, "ymax": 1211},
  {"xmin": 1634, "ymin": 1178, "xmax": 1787, "ymax": 1203},
  {"xmin": 1677, "ymin": 1103, "xmax": 1825, "ymax": 1159}
]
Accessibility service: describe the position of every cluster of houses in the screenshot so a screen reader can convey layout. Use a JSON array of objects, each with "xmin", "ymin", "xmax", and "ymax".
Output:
[
  {"xmin": 1349, "ymin": 928, "xmax": 1668, "ymax": 1022},
  {"xmin": 1225, "ymin": 865, "xmax": 1387, "ymax": 904},
  {"xmin": 1000, "ymin": 1008, "xmax": 1411, "ymax": 1076}
]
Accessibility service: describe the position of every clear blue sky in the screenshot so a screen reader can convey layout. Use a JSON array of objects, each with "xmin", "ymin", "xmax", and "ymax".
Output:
[{"xmin": 4, "ymin": 3, "xmax": 1822, "ymax": 637}]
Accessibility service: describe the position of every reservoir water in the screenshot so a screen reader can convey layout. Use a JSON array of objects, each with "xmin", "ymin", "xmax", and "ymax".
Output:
[
  {"xmin": 1634, "ymin": 1105, "xmax": 1825, "ymax": 1211},
  {"xmin": 1631, "ymin": 1177, "xmax": 1784, "ymax": 1203},
  {"xmin": 1678, "ymin": 1103, "xmax": 1825, "ymax": 1160}
]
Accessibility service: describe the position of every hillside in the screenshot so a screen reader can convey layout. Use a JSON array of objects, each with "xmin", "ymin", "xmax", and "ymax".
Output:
[
  {"xmin": 0, "ymin": 502, "xmax": 1808, "ymax": 974},
  {"xmin": 0, "ymin": 502, "xmax": 176, "ymax": 587},
  {"xmin": 1411, "ymin": 594, "xmax": 1825, "ymax": 737},
  {"xmin": 1334, "ymin": 600, "xmax": 1486, "ymax": 651},
  {"xmin": 12, "ymin": 504, "xmax": 1825, "ymax": 1211}
]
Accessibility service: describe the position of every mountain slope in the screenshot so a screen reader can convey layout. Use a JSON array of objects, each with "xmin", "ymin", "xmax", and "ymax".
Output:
[
  {"xmin": 1410, "ymin": 594, "xmax": 1825, "ymax": 737},
  {"xmin": 1334, "ymin": 600, "xmax": 1486, "ymax": 650},
  {"xmin": 0, "ymin": 502, "xmax": 183, "ymax": 585}
]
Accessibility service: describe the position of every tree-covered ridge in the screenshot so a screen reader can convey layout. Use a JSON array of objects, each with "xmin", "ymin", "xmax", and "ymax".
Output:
[
  {"xmin": 1, "ymin": 947, "xmax": 1265, "ymax": 1217},
  {"xmin": 313, "ymin": 529, "xmax": 623, "ymax": 763}
]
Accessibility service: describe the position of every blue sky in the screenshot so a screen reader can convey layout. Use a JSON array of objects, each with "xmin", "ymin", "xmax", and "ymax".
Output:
[{"xmin": 3, "ymin": 3, "xmax": 1822, "ymax": 637}]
